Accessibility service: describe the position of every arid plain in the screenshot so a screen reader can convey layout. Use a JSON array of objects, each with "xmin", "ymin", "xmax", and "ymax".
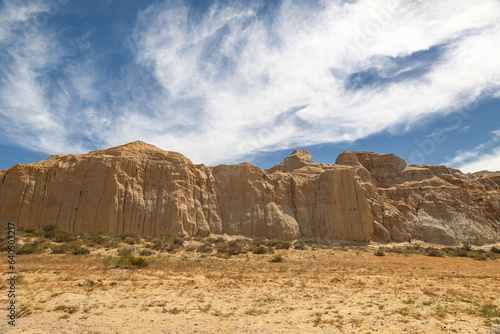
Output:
[{"xmin": 2, "ymin": 230, "xmax": 500, "ymax": 334}]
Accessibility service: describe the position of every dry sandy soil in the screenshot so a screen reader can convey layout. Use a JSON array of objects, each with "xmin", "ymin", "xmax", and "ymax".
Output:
[{"xmin": 2, "ymin": 243, "xmax": 500, "ymax": 334}]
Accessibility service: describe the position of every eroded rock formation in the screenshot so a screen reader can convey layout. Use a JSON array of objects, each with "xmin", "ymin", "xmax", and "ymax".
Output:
[{"xmin": 0, "ymin": 141, "xmax": 499, "ymax": 245}]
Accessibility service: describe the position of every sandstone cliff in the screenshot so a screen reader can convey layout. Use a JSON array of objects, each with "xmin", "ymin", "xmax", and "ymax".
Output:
[{"xmin": 0, "ymin": 141, "xmax": 499, "ymax": 245}]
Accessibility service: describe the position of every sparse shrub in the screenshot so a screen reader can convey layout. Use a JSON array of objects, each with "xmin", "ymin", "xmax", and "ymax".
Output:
[
  {"xmin": 269, "ymin": 255, "xmax": 284, "ymax": 263},
  {"xmin": 119, "ymin": 233, "xmax": 139, "ymax": 245},
  {"xmin": 19, "ymin": 226, "xmax": 41, "ymax": 237},
  {"xmin": 72, "ymin": 246, "xmax": 90, "ymax": 255},
  {"xmin": 151, "ymin": 239, "xmax": 163, "ymax": 250},
  {"xmin": 198, "ymin": 304, "xmax": 212, "ymax": 313},
  {"xmin": 293, "ymin": 241, "xmax": 307, "ymax": 250},
  {"xmin": 139, "ymin": 249, "xmax": 153, "ymax": 256},
  {"xmin": 434, "ymin": 304, "xmax": 448, "ymax": 318},
  {"xmin": 455, "ymin": 249, "xmax": 469, "ymax": 257},
  {"xmin": 128, "ymin": 256, "xmax": 149, "ymax": 268},
  {"xmin": 252, "ymin": 245, "xmax": 269, "ymax": 254},
  {"xmin": 15, "ymin": 274, "xmax": 25, "ymax": 284},
  {"xmin": 16, "ymin": 303, "xmax": 33, "ymax": 318},
  {"xmin": 374, "ymin": 250, "xmax": 385, "ymax": 257},
  {"xmin": 54, "ymin": 305, "xmax": 79, "ymax": 314},
  {"xmin": 274, "ymin": 240, "xmax": 291, "ymax": 250},
  {"xmin": 477, "ymin": 303, "xmax": 500, "ymax": 319},
  {"xmin": 42, "ymin": 225, "xmax": 75, "ymax": 243},
  {"xmin": 51, "ymin": 241, "xmax": 86, "ymax": 255},
  {"xmin": 173, "ymin": 237, "xmax": 184, "ymax": 246},
  {"xmin": 17, "ymin": 243, "xmax": 44, "ymax": 255},
  {"xmin": 213, "ymin": 237, "xmax": 226, "ymax": 244},
  {"xmin": 263, "ymin": 239, "xmax": 277, "ymax": 247},
  {"xmin": 0, "ymin": 240, "xmax": 8, "ymax": 252},
  {"xmin": 197, "ymin": 244, "xmax": 213, "ymax": 254},
  {"xmin": 163, "ymin": 307, "xmax": 182, "ymax": 314},
  {"xmin": 490, "ymin": 247, "xmax": 500, "ymax": 254},
  {"xmin": 117, "ymin": 247, "xmax": 133, "ymax": 257},
  {"xmin": 426, "ymin": 248, "xmax": 443, "ymax": 257},
  {"xmin": 217, "ymin": 240, "xmax": 248, "ymax": 256},
  {"xmin": 473, "ymin": 254, "xmax": 486, "ymax": 261},
  {"xmin": 163, "ymin": 242, "xmax": 182, "ymax": 253},
  {"xmin": 462, "ymin": 243, "xmax": 472, "ymax": 252},
  {"xmin": 124, "ymin": 237, "xmax": 137, "ymax": 245}
]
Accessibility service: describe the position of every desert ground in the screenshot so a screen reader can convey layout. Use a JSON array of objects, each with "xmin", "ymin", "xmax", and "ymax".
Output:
[{"xmin": 2, "ymin": 232, "xmax": 500, "ymax": 334}]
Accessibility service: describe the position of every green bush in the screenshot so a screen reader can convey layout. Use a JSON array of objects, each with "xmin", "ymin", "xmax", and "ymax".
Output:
[
  {"xmin": 269, "ymin": 255, "xmax": 284, "ymax": 263},
  {"xmin": 72, "ymin": 247, "xmax": 90, "ymax": 255},
  {"xmin": 274, "ymin": 240, "xmax": 291, "ymax": 250},
  {"xmin": 42, "ymin": 225, "xmax": 76, "ymax": 243},
  {"xmin": 426, "ymin": 248, "xmax": 443, "ymax": 257},
  {"xmin": 293, "ymin": 241, "xmax": 307, "ymax": 250},
  {"xmin": 128, "ymin": 255, "xmax": 149, "ymax": 268},
  {"xmin": 252, "ymin": 246, "xmax": 269, "ymax": 254},
  {"xmin": 491, "ymin": 247, "xmax": 500, "ymax": 254},
  {"xmin": 19, "ymin": 226, "xmax": 42, "ymax": 237},
  {"xmin": 117, "ymin": 247, "xmax": 133, "ymax": 257},
  {"xmin": 51, "ymin": 241, "xmax": 89, "ymax": 255},
  {"xmin": 17, "ymin": 243, "xmax": 44, "ymax": 255},
  {"xmin": 217, "ymin": 240, "xmax": 248, "ymax": 256},
  {"xmin": 197, "ymin": 244, "xmax": 213, "ymax": 254},
  {"xmin": 374, "ymin": 250, "xmax": 385, "ymax": 257},
  {"xmin": 83, "ymin": 232, "xmax": 107, "ymax": 246},
  {"xmin": 139, "ymin": 249, "xmax": 153, "ymax": 256}
]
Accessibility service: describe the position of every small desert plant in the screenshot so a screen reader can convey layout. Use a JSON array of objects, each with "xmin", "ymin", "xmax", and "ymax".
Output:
[
  {"xmin": 163, "ymin": 307, "xmax": 182, "ymax": 314},
  {"xmin": 139, "ymin": 249, "xmax": 153, "ymax": 256},
  {"xmin": 293, "ymin": 241, "xmax": 307, "ymax": 250},
  {"xmin": 434, "ymin": 304, "xmax": 448, "ymax": 318},
  {"xmin": 274, "ymin": 240, "xmax": 291, "ymax": 250},
  {"xmin": 15, "ymin": 274, "xmax": 26, "ymax": 284},
  {"xmin": 117, "ymin": 247, "xmax": 134, "ymax": 257},
  {"xmin": 426, "ymin": 248, "xmax": 443, "ymax": 257},
  {"xmin": 198, "ymin": 304, "xmax": 212, "ymax": 313},
  {"xmin": 269, "ymin": 255, "xmax": 284, "ymax": 263},
  {"xmin": 17, "ymin": 243, "xmax": 44, "ymax": 255},
  {"xmin": 42, "ymin": 225, "xmax": 75, "ymax": 243},
  {"xmin": 471, "ymin": 302, "xmax": 500, "ymax": 319},
  {"xmin": 312, "ymin": 312, "xmax": 323, "ymax": 327},
  {"xmin": 217, "ymin": 240, "xmax": 248, "ymax": 256},
  {"xmin": 128, "ymin": 255, "xmax": 149, "ymax": 268},
  {"xmin": 72, "ymin": 246, "xmax": 90, "ymax": 255},
  {"xmin": 197, "ymin": 244, "xmax": 213, "ymax": 254},
  {"xmin": 82, "ymin": 232, "xmax": 107, "ymax": 246},
  {"xmin": 374, "ymin": 250, "xmax": 385, "ymax": 256},
  {"xmin": 16, "ymin": 303, "xmax": 33, "ymax": 318},
  {"xmin": 54, "ymin": 305, "xmax": 79, "ymax": 314},
  {"xmin": 252, "ymin": 245, "xmax": 269, "ymax": 254},
  {"xmin": 491, "ymin": 246, "xmax": 500, "ymax": 254},
  {"xmin": 51, "ymin": 241, "xmax": 89, "ymax": 255}
]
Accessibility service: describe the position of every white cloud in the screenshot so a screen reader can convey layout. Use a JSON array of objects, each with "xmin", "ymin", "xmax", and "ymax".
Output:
[
  {"xmin": 126, "ymin": 0, "xmax": 500, "ymax": 164},
  {"xmin": 444, "ymin": 130, "xmax": 500, "ymax": 172},
  {"xmin": 448, "ymin": 147, "xmax": 500, "ymax": 173},
  {"xmin": 1, "ymin": 0, "xmax": 500, "ymax": 166}
]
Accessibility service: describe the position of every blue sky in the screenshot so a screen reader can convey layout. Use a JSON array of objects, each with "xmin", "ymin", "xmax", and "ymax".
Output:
[{"xmin": 1, "ymin": 0, "xmax": 499, "ymax": 172}]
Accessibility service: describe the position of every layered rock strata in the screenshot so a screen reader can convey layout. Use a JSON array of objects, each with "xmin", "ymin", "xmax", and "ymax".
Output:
[{"xmin": 0, "ymin": 141, "xmax": 498, "ymax": 245}]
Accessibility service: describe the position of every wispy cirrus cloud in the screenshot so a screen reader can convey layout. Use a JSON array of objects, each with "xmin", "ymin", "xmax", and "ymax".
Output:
[
  {"xmin": 444, "ymin": 130, "xmax": 500, "ymax": 172},
  {"xmin": 0, "ymin": 0, "xmax": 500, "ymax": 168},
  {"xmin": 125, "ymin": 0, "xmax": 500, "ymax": 164}
]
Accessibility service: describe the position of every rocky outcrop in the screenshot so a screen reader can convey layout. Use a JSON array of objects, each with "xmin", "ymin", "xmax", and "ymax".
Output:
[
  {"xmin": 336, "ymin": 151, "xmax": 500, "ymax": 245},
  {"xmin": 0, "ymin": 142, "xmax": 499, "ymax": 245}
]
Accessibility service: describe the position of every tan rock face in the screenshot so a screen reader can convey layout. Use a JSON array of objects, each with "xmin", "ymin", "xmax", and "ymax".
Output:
[{"xmin": 0, "ymin": 142, "xmax": 499, "ymax": 245}]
